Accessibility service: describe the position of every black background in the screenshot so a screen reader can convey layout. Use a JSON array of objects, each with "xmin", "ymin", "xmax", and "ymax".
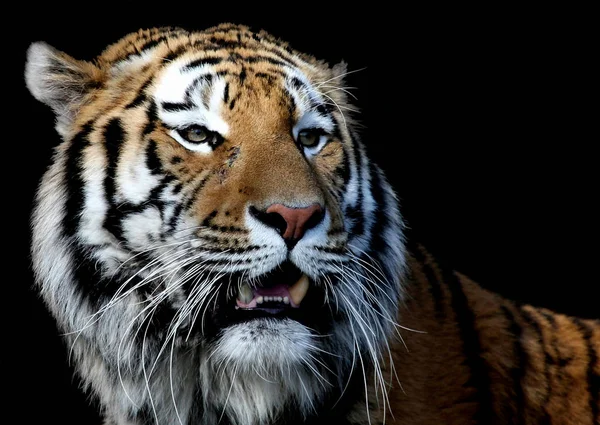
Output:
[{"xmin": 7, "ymin": 5, "xmax": 596, "ymax": 424}]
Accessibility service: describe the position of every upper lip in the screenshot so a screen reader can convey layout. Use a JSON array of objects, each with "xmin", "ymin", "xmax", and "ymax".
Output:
[{"xmin": 253, "ymin": 261, "xmax": 303, "ymax": 288}]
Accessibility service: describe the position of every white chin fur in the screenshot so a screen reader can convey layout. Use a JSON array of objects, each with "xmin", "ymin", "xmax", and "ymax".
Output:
[{"xmin": 202, "ymin": 318, "xmax": 327, "ymax": 425}]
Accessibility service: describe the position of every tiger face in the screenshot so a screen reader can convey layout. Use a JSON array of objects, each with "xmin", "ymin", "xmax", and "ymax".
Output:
[{"xmin": 26, "ymin": 24, "xmax": 406, "ymax": 424}]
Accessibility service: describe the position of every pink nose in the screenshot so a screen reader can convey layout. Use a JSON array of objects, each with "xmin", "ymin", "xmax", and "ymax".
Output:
[
  {"xmin": 265, "ymin": 203, "xmax": 324, "ymax": 241},
  {"xmin": 250, "ymin": 203, "xmax": 325, "ymax": 248}
]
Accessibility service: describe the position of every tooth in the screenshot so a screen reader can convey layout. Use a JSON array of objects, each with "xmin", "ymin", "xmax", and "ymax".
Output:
[
  {"xmin": 283, "ymin": 296, "xmax": 289, "ymax": 304},
  {"xmin": 257, "ymin": 296, "xmax": 264, "ymax": 304},
  {"xmin": 237, "ymin": 284, "xmax": 254, "ymax": 304},
  {"xmin": 277, "ymin": 296, "xmax": 282, "ymax": 302},
  {"xmin": 288, "ymin": 274, "xmax": 309, "ymax": 306}
]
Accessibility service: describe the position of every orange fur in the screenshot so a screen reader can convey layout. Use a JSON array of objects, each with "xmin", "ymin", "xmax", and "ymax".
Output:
[{"xmin": 351, "ymin": 246, "xmax": 600, "ymax": 424}]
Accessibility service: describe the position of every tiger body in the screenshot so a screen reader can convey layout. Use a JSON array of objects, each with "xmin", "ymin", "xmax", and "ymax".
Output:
[
  {"xmin": 355, "ymin": 247, "xmax": 600, "ymax": 425},
  {"xmin": 24, "ymin": 24, "xmax": 599, "ymax": 425}
]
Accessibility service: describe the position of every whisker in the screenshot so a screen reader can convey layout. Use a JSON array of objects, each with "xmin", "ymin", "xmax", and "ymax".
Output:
[{"xmin": 315, "ymin": 67, "xmax": 367, "ymax": 87}]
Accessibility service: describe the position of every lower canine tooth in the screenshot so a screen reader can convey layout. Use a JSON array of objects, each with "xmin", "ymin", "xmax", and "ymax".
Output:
[
  {"xmin": 237, "ymin": 284, "xmax": 254, "ymax": 304},
  {"xmin": 288, "ymin": 274, "xmax": 309, "ymax": 306}
]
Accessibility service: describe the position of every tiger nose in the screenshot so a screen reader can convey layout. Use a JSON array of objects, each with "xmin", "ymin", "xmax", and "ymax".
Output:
[{"xmin": 250, "ymin": 203, "xmax": 325, "ymax": 249}]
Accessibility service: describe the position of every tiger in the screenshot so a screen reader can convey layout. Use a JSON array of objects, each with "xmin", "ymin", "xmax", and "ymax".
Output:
[{"xmin": 24, "ymin": 23, "xmax": 599, "ymax": 425}]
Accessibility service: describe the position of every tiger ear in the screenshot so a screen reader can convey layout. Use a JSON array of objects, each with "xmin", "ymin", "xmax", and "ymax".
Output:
[
  {"xmin": 331, "ymin": 61, "xmax": 348, "ymax": 82},
  {"xmin": 327, "ymin": 61, "xmax": 350, "ymax": 104},
  {"xmin": 25, "ymin": 42, "xmax": 102, "ymax": 135}
]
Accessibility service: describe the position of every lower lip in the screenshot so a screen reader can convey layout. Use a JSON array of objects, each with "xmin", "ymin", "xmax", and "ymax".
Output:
[{"xmin": 236, "ymin": 306, "xmax": 287, "ymax": 315}]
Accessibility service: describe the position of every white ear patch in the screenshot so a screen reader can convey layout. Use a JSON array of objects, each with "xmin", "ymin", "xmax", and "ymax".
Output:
[
  {"xmin": 25, "ymin": 41, "xmax": 99, "ymax": 136},
  {"xmin": 25, "ymin": 42, "xmax": 56, "ymax": 103}
]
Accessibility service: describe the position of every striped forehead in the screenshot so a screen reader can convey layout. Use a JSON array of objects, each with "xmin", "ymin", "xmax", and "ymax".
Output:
[
  {"xmin": 154, "ymin": 60, "xmax": 229, "ymax": 135},
  {"xmin": 152, "ymin": 53, "xmax": 336, "ymax": 136}
]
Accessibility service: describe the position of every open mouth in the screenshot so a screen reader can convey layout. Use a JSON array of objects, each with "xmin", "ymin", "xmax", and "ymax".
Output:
[
  {"xmin": 198, "ymin": 260, "xmax": 332, "ymax": 338},
  {"xmin": 234, "ymin": 262, "xmax": 310, "ymax": 314}
]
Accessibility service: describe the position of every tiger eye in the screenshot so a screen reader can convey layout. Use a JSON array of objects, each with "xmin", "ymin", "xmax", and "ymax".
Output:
[
  {"xmin": 183, "ymin": 125, "xmax": 210, "ymax": 143},
  {"xmin": 297, "ymin": 129, "xmax": 321, "ymax": 148}
]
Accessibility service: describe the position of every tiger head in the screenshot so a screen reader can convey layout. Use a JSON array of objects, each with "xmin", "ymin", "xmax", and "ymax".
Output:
[{"xmin": 26, "ymin": 24, "xmax": 406, "ymax": 424}]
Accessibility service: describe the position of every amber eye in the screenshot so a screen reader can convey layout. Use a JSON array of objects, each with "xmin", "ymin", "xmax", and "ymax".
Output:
[
  {"xmin": 297, "ymin": 129, "xmax": 322, "ymax": 148},
  {"xmin": 177, "ymin": 125, "xmax": 220, "ymax": 145}
]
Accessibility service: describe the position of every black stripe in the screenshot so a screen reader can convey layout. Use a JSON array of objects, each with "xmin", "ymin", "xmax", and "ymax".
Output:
[
  {"xmin": 161, "ymin": 101, "xmax": 195, "ymax": 113},
  {"xmin": 193, "ymin": 245, "xmax": 257, "ymax": 255},
  {"xmin": 102, "ymin": 118, "xmax": 126, "ymax": 242},
  {"xmin": 71, "ymin": 245, "xmax": 140, "ymax": 306},
  {"xmin": 368, "ymin": 165, "xmax": 389, "ymax": 256},
  {"xmin": 239, "ymin": 67, "xmax": 247, "ymax": 85},
  {"xmin": 410, "ymin": 245, "xmax": 445, "ymax": 318},
  {"xmin": 326, "ymin": 227, "xmax": 345, "ymax": 237},
  {"xmin": 156, "ymin": 32, "xmax": 298, "ymax": 71},
  {"xmin": 163, "ymin": 47, "xmax": 185, "ymax": 63},
  {"xmin": 316, "ymin": 103, "xmax": 332, "ymax": 116},
  {"xmin": 138, "ymin": 37, "xmax": 165, "ymax": 53},
  {"xmin": 167, "ymin": 202, "xmax": 184, "ymax": 232},
  {"xmin": 61, "ymin": 122, "xmax": 138, "ymax": 306},
  {"xmin": 184, "ymin": 174, "xmax": 213, "ymax": 210},
  {"xmin": 339, "ymin": 131, "xmax": 359, "ymax": 193},
  {"xmin": 256, "ymin": 68, "xmax": 287, "ymax": 79},
  {"xmin": 106, "ymin": 202, "xmax": 149, "ymax": 217},
  {"xmin": 443, "ymin": 265, "xmax": 494, "ymax": 423},
  {"xmin": 345, "ymin": 137, "xmax": 365, "ymax": 239},
  {"xmin": 114, "ymin": 29, "xmax": 186, "ymax": 64},
  {"xmin": 290, "ymin": 76, "xmax": 306, "ymax": 92},
  {"xmin": 63, "ymin": 122, "xmax": 93, "ymax": 237},
  {"xmin": 540, "ymin": 310, "xmax": 575, "ymax": 406},
  {"xmin": 244, "ymin": 55, "xmax": 289, "ymax": 68},
  {"xmin": 223, "ymin": 82, "xmax": 230, "ymax": 103},
  {"xmin": 142, "ymin": 101, "xmax": 158, "ymax": 136},
  {"xmin": 521, "ymin": 308, "xmax": 552, "ymax": 425},
  {"xmin": 316, "ymin": 246, "xmax": 346, "ymax": 255},
  {"xmin": 345, "ymin": 205, "xmax": 363, "ymax": 237},
  {"xmin": 209, "ymin": 35, "xmax": 240, "ymax": 49},
  {"xmin": 210, "ymin": 225, "xmax": 247, "ymax": 233},
  {"xmin": 501, "ymin": 305, "xmax": 526, "ymax": 424},
  {"xmin": 255, "ymin": 72, "xmax": 275, "ymax": 82},
  {"xmin": 201, "ymin": 210, "xmax": 218, "ymax": 227},
  {"xmin": 185, "ymin": 75, "xmax": 214, "ymax": 108},
  {"xmin": 573, "ymin": 318, "xmax": 600, "ymax": 424},
  {"xmin": 125, "ymin": 76, "xmax": 153, "ymax": 109},
  {"xmin": 336, "ymin": 145, "xmax": 351, "ymax": 190},
  {"xmin": 183, "ymin": 56, "xmax": 223, "ymax": 71},
  {"xmin": 146, "ymin": 140, "xmax": 162, "ymax": 175},
  {"xmin": 284, "ymin": 87, "xmax": 296, "ymax": 116}
]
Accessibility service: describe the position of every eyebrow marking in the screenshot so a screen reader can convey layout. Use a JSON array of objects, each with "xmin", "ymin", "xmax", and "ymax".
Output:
[
  {"xmin": 182, "ymin": 56, "xmax": 224, "ymax": 71},
  {"xmin": 161, "ymin": 101, "xmax": 195, "ymax": 112}
]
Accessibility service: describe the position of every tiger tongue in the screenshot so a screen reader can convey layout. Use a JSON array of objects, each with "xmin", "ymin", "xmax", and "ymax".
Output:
[{"xmin": 254, "ymin": 284, "xmax": 291, "ymax": 298}]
